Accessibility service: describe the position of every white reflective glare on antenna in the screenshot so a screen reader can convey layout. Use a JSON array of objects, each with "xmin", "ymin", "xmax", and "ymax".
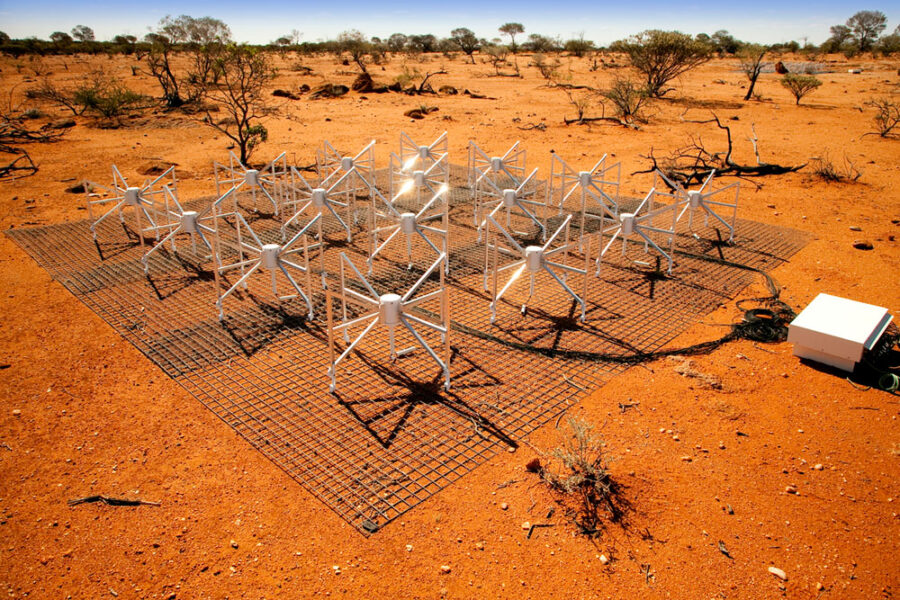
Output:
[
  {"xmin": 368, "ymin": 184, "xmax": 450, "ymax": 274},
  {"xmin": 484, "ymin": 214, "xmax": 591, "ymax": 323}
]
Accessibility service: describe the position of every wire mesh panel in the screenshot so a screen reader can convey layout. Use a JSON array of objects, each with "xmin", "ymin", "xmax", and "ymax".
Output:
[{"xmin": 7, "ymin": 163, "xmax": 812, "ymax": 534}]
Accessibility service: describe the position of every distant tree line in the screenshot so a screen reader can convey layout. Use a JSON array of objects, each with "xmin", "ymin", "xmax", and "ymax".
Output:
[{"xmin": 2, "ymin": 10, "xmax": 897, "ymax": 58}]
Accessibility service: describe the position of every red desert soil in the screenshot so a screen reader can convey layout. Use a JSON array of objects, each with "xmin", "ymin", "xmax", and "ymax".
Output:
[{"xmin": 0, "ymin": 52, "xmax": 898, "ymax": 599}]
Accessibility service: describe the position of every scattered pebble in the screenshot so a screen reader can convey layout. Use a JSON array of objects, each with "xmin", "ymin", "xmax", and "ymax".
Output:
[
  {"xmin": 440, "ymin": 565, "xmax": 451, "ymax": 574},
  {"xmin": 405, "ymin": 544, "xmax": 413, "ymax": 552},
  {"xmin": 599, "ymin": 554, "xmax": 609, "ymax": 565},
  {"xmin": 718, "ymin": 441, "xmax": 726, "ymax": 450},
  {"xmin": 230, "ymin": 540, "xmax": 238, "ymax": 549},
  {"xmin": 816, "ymin": 582, "xmax": 824, "ymax": 591},
  {"xmin": 672, "ymin": 434, "xmax": 680, "ymax": 442},
  {"xmin": 853, "ymin": 240, "xmax": 874, "ymax": 250},
  {"xmin": 813, "ymin": 463, "xmax": 824, "ymax": 471},
  {"xmin": 768, "ymin": 566, "xmax": 787, "ymax": 581},
  {"xmin": 521, "ymin": 521, "xmax": 531, "ymax": 530},
  {"xmin": 849, "ymin": 226, "xmax": 862, "ymax": 231},
  {"xmin": 785, "ymin": 485, "xmax": 798, "ymax": 495},
  {"xmin": 475, "ymin": 541, "xmax": 485, "ymax": 551},
  {"xmin": 12, "ymin": 409, "xmax": 21, "ymax": 417},
  {"xmin": 681, "ymin": 455, "xmax": 693, "ymax": 462},
  {"xmin": 332, "ymin": 565, "xmax": 341, "ymax": 575},
  {"xmin": 500, "ymin": 503, "xmax": 508, "ymax": 510}
]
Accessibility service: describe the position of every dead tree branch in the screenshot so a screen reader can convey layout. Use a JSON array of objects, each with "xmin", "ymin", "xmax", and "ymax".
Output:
[{"xmin": 632, "ymin": 111, "xmax": 805, "ymax": 188}]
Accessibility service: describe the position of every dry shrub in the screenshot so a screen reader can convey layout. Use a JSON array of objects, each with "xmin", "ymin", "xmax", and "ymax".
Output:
[
  {"xmin": 866, "ymin": 96, "xmax": 900, "ymax": 138},
  {"xmin": 601, "ymin": 77, "xmax": 650, "ymax": 123},
  {"xmin": 539, "ymin": 417, "xmax": 622, "ymax": 535},
  {"xmin": 811, "ymin": 152, "xmax": 862, "ymax": 182}
]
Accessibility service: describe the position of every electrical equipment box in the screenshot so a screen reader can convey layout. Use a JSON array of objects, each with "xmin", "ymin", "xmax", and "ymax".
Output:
[{"xmin": 788, "ymin": 293, "xmax": 893, "ymax": 372}]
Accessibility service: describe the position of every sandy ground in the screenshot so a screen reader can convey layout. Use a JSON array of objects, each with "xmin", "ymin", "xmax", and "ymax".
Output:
[{"xmin": 0, "ymin": 50, "xmax": 898, "ymax": 599}]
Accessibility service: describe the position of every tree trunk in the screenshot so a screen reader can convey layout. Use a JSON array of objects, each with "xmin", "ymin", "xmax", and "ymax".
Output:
[{"xmin": 743, "ymin": 75, "xmax": 758, "ymax": 101}]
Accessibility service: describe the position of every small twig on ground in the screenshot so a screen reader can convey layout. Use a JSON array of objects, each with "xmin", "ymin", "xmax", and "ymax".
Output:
[
  {"xmin": 497, "ymin": 479, "xmax": 521, "ymax": 489},
  {"xmin": 849, "ymin": 406, "xmax": 879, "ymax": 411},
  {"xmin": 618, "ymin": 401, "xmax": 640, "ymax": 414},
  {"xmin": 68, "ymin": 495, "xmax": 160, "ymax": 507},
  {"xmin": 527, "ymin": 523, "xmax": 554, "ymax": 539}
]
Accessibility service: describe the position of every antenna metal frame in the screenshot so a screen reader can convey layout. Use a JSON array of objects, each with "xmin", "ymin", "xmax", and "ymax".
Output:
[
  {"xmin": 327, "ymin": 252, "xmax": 451, "ymax": 391},
  {"xmin": 140, "ymin": 185, "xmax": 217, "ymax": 272},
  {"xmin": 84, "ymin": 165, "xmax": 176, "ymax": 245},
  {"xmin": 596, "ymin": 188, "xmax": 679, "ymax": 275},
  {"xmin": 213, "ymin": 151, "xmax": 289, "ymax": 216},
  {"xmin": 654, "ymin": 169, "xmax": 740, "ymax": 243},
  {"xmin": 485, "ymin": 214, "xmax": 591, "ymax": 323},
  {"xmin": 315, "ymin": 140, "xmax": 377, "ymax": 205},
  {"xmin": 211, "ymin": 206, "xmax": 316, "ymax": 321},
  {"xmin": 467, "ymin": 141, "xmax": 527, "ymax": 203},
  {"xmin": 368, "ymin": 183, "xmax": 450, "ymax": 274},
  {"xmin": 548, "ymin": 153, "xmax": 621, "ymax": 246}
]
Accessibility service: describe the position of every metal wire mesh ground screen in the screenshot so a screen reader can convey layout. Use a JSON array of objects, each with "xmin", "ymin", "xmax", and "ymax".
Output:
[{"xmin": 7, "ymin": 165, "xmax": 811, "ymax": 534}]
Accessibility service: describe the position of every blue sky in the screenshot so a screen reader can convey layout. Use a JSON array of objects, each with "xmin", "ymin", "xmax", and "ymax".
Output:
[{"xmin": 1, "ymin": 0, "xmax": 897, "ymax": 45}]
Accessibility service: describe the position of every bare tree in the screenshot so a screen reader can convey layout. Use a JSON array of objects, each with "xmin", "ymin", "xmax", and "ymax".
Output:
[
  {"xmin": 498, "ymin": 23, "xmax": 524, "ymax": 53},
  {"xmin": 738, "ymin": 43, "xmax": 767, "ymax": 101},
  {"xmin": 846, "ymin": 10, "xmax": 887, "ymax": 52},
  {"xmin": 337, "ymin": 29, "xmax": 371, "ymax": 73},
  {"xmin": 612, "ymin": 30, "xmax": 711, "ymax": 98},
  {"xmin": 203, "ymin": 45, "xmax": 275, "ymax": 164},
  {"xmin": 145, "ymin": 15, "xmax": 232, "ymax": 107}
]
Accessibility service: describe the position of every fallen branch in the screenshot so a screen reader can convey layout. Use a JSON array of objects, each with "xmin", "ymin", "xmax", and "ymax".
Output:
[{"xmin": 632, "ymin": 111, "xmax": 805, "ymax": 188}]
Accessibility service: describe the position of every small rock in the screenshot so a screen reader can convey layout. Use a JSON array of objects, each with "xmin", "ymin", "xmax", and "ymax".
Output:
[
  {"xmin": 405, "ymin": 544, "xmax": 412, "ymax": 552},
  {"xmin": 718, "ymin": 441, "xmax": 726, "ymax": 450},
  {"xmin": 521, "ymin": 521, "xmax": 531, "ymax": 530},
  {"xmin": 785, "ymin": 485, "xmax": 798, "ymax": 495},
  {"xmin": 816, "ymin": 582, "xmax": 824, "ymax": 591},
  {"xmin": 768, "ymin": 566, "xmax": 787, "ymax": 581},
  {"xmin": 230, "ymin": 540, "xmax": 238, "ymax": 549},
  {"xmin": 332, "ymin": 565, "xmax": 341, "ymax": 575},
  {"xmin": 599, "ymin": 554, "xmax": 609, "ymax": 565},
  {"xmin": 525, "ymin": 457, "xmax": 542, "ymax": 473},
  {"xmin": 672, "ymin": 434, "xmax": 680, "ymax": 442},
  {"xmin": 813, "ymin": 463, "xmax": 824, "ymax": 471},
  {"xmin": 500, "ymin": 503, "xmax": 508, "ymax": 510},
  {"xmin": 440, "ymin": 565, "xmax": 451, "ymax": 574},
  {"xmin": 12, "ymin": 409, "xmax": 21, "ymax": 417},
  {"xmin": 475, "ymin": 541, "xmax": 485, "ymax": 551},
  {"xmin": 681, "ymin": 455, "xmax": 693, "ymax": 462},
  {"xmin": 853, "ymin": 240, "xmax": 874, "ymax": 250},
  {"xmin": 849, "ymin": 226, "xmax": 862, "ymax": 231}
]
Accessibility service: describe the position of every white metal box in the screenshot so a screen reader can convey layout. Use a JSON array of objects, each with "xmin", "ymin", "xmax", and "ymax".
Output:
[{"xmin": 788, "ymin": 293, "xmax": 893, "ymax": 372}]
